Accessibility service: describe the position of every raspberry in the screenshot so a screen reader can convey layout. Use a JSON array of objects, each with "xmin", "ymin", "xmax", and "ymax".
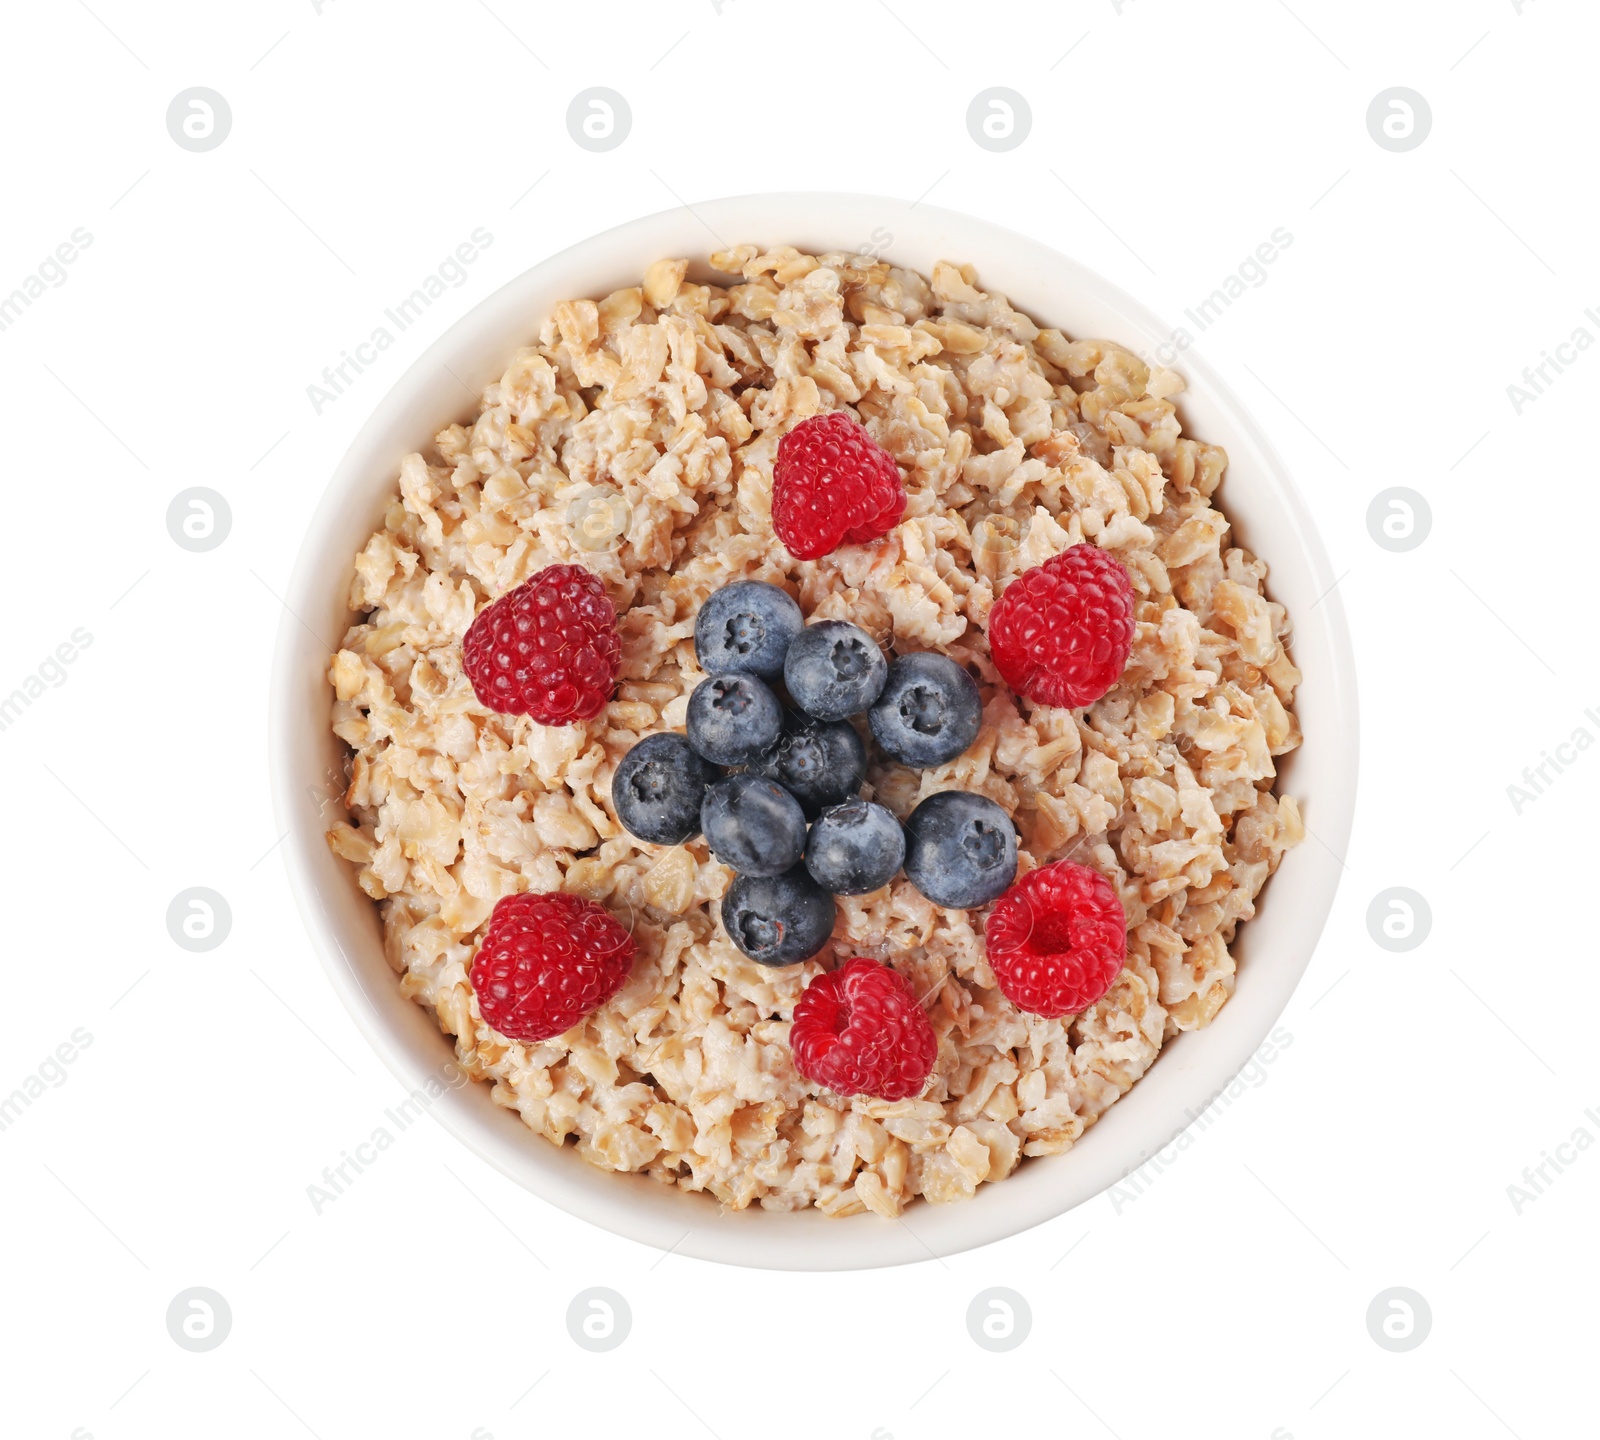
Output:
[
  {"xmin": 469, "ymin": 892, "xmax": 635, "ymax": 1043},
  {"xmin": 987, "ymin": 543, "xmax": 1135, "ymax": 708},
  {"xmin": 789, "ymin": 957, "xmax": 936, "ymax": 1101},
  {"xmin": 772, "ymin": 411, "xmax": 906, "ymax": 561},
  {"xmin": 985, "ymin": 861, "xmax": 1126, "ymax": 1018},
  {"xmin": 462, "ymin": 564, "xmax": 620, "ymax": 724}
]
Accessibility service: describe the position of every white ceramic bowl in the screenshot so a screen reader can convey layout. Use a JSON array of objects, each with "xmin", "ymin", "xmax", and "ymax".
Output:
[{"xmin": 270, "ymin": 192, "xmax": 1358, "ymax": 1271}]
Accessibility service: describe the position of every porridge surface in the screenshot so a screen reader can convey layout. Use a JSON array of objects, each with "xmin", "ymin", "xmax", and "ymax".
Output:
[{"xmin": 325, "ymin": 245, "xmax": 1303, "ymax": 1215}]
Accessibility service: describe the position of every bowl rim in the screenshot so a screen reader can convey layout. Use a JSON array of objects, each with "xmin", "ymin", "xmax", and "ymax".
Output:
[{"xmin": 269, "ymin": 189, "xmax": 1359, "ymax": 1270}]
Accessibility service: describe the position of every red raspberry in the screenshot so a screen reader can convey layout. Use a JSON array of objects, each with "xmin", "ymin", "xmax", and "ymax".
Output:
[
  {"xmin": 987, "ymin": 543, "xmax": 1134, "ymax": 708},
  {"xmin": 469, "ymin": 892, "xmax": 635, "ymax": 1043},
  {"xmin": 789, "ymin": 957, "xmax": 936, "ymax": 1101},
  {"xmin": 772, "ymin": 411, "xmax": 906, "ymax": 561},
  {"xmin": 985, "ymin": 861, "xmax": 1127, "ymax": 1018},
  {"xmin": 462, "ymin": 564, "xmax": 620, "ymax": 724}
]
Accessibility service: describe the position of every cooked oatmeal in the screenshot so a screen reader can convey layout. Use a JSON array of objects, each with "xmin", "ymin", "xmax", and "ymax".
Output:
[{"xmin": 325, "ymin": 246, "xmax": 1303, "ymax": 1215}]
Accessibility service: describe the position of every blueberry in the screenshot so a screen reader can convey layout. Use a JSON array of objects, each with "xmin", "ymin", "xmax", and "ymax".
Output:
[
  {"xmin": 721, "ymin": 865, "xmax": 836, "ymax": 966},
  {"xmin": 611, "ymin": 733, "xmax": 720, "ymax": 845},
  {"xmin": 903, "ymin": 791, "xmax": 1018, "ymax": 909},
  {"xmin": 686, "ymin": 671, "xmax": 782, "ymax": 766},
  {"xmin": 804, "ymin": 798, "xmax": 905, "ymax": 895},
  {"xmin": 754, "ymin": 711, "xmax": 867, "ymax": 817},
  {"xmin": 869, "ymin": 653, "xmax": 982, "ymax": 767},
  {"xmin": 701, "ymin": 774, "xmax": 808, "ymax": 877},
  {"xmin": 695, "ymin": 580, "xmax": 804, "ymax": 682},
  {"xmin": 783, "ymin": 620, "xmax": 888, "ymax": 721}
]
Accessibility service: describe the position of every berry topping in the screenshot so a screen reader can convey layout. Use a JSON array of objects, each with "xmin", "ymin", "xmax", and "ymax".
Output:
[
  {"xmin": 868, "ymin": 652, "xmax": 983, "ymax": 768},
  {"xmin": 754, "ymin": 712, "xmax": 867, "ymax": 818},
  {"xmin": 903, "ymin": 791, "xmax": 1018, "ymax": 910},
  {"xmin": 783, "ymin": 620, "xmax": 888, "ymax": 722},
  {"xmin": 701, "ymin": 774, "xmax": 808, "ymax": 877},
  {"xmin": 469, "ymin": 891, "xmax": 635, "ymax": 1043},
  {"xmin": 694, "ymin": 580, "xmax": 804, "ymax": 681},
  {"xmin": 985, "ymin": 861, "xmax": 1127, "ymax": 1018},
  {"xmin": 721, "ymin": 866, "xmax": 836, "ymax": 967},
  {"xmin": 612, "ymin": 732, "xmax": 719, "ymax": 845},
  {"xmin": 462, "ymin": 564, "xmax": 621, "ymax": 724},
  {"xmin": 788, "ymin": 958, "xmax": 936, "ymax": 1101},
  {"xmin": 686, "ymin": 672, "xmax": 783, "ymax": 766},
  {"xmin": 804, "ymin": 798, "xmax": 905, "ymax": 895},
  {"xmin": 772, "ymin": 411, "xmax": 906, "ymax": 561},
  {"xmin": 987, "ymin": 543, "xmax": 1135, "ymax": 709}
]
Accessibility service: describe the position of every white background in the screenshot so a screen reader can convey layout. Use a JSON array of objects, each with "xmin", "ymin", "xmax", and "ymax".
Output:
[{"xmin": 2, "ymin": 1, "xmax": 1593, "ymax": 1436}]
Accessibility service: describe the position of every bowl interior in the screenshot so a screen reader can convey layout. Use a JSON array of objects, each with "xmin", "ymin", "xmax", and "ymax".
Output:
[{"xmin": 271, "ymin": 192, "xmax": 1357, "ymax": 1270}]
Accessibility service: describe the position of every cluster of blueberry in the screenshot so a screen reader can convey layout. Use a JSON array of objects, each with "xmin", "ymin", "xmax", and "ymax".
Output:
[{"xmin": 611, "ymin": 581, "xmax": 1019, "ymax": 967}]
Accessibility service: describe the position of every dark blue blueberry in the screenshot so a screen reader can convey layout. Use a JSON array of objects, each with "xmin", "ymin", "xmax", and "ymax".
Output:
[
  {"xmin": 869, "ymin": 653, "xmax": 982, "ymax": 767},
  {"xmin": 695, "ymin": 580, "xmax": 804, "ymax": 681},
  {"xmin": 783, "ymin": 620, "xmax": 888, "ymax": 721},
  {"xmin": 685, "ymin": 671, "xmax": 783, "ymax": 766},
  {"xmin": 903, "ymin": 791, "xmax": 1017, "ymax": 909},
  {"xmin": 720, "ymin": 865, "xmax": 836, "ymax": 966},
  {"xmin": 700, "ymin": 774, "xmax": 808, "ymax": 877},
  {"xmin": 611, "ymin": 732, "xmax": 720, "ymax": 845},
  {"xmin": 804, "ymin": 798, "xmax": 905, "ymax": 895},
  {"xmin": 754, "ymin": 712, "xmax": 867, "ymax": 817}
]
